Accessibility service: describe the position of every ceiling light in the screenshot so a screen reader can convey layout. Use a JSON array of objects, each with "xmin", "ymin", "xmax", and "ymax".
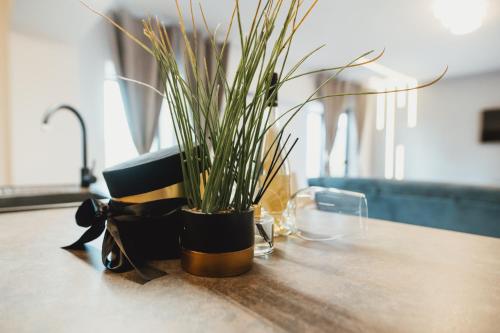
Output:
[{"xmin": 433, "ymin": 0, "xmax": 488, "ymax": 35}]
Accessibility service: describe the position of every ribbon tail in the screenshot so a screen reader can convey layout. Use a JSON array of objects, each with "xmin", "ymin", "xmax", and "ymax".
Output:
[
  {"xmin": 101, "ymin": 230, "xmax": 132, "ymax": 272},
  {"xmin": 62, "ymin": 220, "xmax": 106, "ymax": 250},
  {"xmin": 106, "ymin": 219, "xmax": 166, "ymax": 283}
]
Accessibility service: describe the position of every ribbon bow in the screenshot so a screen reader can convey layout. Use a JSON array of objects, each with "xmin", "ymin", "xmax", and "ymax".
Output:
[{"xmin": 63, "ymin": 198, "xmax": 186, "ymax": 283}]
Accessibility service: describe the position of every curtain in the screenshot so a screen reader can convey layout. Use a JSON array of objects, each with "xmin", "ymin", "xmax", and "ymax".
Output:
[
  {"xmin": 153, "ymin": 26, "xmax": 229, "ymax": 109},
  {"xmin": 358, "ymin": 95, "xmax": 375, "ymax": 177},
  {"xmin": 204, "ymin": 37, "xmax": 229, "ymax": 111},
  {"xmin": 316, "ymin": 75, "xmax": 347, "ymax": 176},
  {"xmin": 166, "ymin": 27, "xmax": 229, "ymax": 145},
  {"xmin": 351, "ymin": 82, "xmax": 368, "ymax": 151},
  {"xmin": 110, "ymin": 13, "xmax": 229, "ymax": 154},
  {"xmin": 350, "ymin": 83, "xmax": 369, "ymax": 176},
  {"xmin": 315, "ymin": 76, "xmax": 370, "ymax": 177},
  {"xmin": 111, "ymin": 11, "xmax": 164, "ymax": 155}
]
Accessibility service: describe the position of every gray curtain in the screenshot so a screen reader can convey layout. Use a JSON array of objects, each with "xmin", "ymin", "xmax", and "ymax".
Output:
[
  {"xmin": 111, "ymin": 11, "xmax": 164, "ymax": 155},
  {"xmin": 351, "ymin": 82, "xmax": 368, "ymax": 151},
  {"xmin": 110, "ymin": 14, "xmax": 229, "ymax": 154},
  {"xmin": 203, "ymin": 35, "xmax": 229, "ymax": 111},
  {"xmin": 316, "ymin": 75, "xmax": 347, "ymax": 176},
  {"xmin": 167, "ymin": 27, "xmax": 229, "ymax": 145}
]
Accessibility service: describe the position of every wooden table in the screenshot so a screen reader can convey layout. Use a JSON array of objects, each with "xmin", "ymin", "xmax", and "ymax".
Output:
[{"xmin": 1, "ymin": 208, "xmax": 499, "ymax": 332}]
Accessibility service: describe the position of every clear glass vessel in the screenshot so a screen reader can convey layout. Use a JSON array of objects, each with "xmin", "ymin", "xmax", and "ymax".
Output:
[
  {"xmin": 260, "ymin": 73, "xmax": 292, "ymax": 236},
  {"xmin": 254, "ymin": 212, "xmax": 274, "ymax": 256},
  {"xmin": 283, "ymin": 186, "xmax": 368, "ymax": 241}
]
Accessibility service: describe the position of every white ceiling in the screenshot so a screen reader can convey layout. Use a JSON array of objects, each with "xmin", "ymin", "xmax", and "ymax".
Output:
[{"xmin": 11, "ymin": 0, "xmax": 500, "ymax": 81}]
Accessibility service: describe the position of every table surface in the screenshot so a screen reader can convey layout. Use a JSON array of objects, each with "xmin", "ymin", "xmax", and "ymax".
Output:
[{"xmin": 1, "ymin": 208, "xmax": 499, "ymax": 333}]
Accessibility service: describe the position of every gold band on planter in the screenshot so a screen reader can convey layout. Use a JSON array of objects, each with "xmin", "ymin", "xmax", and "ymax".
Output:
[
  {"xmin": 114, "ymin": 182, "xmax": 185, "ymax": 204},
  {"xmin": 181, "ymin": 247, "xmax": 254, "ymax": 277}
]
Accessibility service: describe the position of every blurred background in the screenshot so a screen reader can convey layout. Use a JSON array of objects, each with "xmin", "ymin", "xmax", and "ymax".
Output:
[{"xmin": 1, "ymin": 0, "xmax": 500, "ymax": 218}]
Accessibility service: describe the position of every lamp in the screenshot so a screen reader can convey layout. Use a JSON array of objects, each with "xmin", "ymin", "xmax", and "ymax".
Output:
[{"xmin": 433, "ymin": 0, "xmax": 488, "ymax": 35}]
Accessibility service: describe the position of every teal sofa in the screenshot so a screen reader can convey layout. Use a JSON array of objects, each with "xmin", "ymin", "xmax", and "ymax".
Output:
[{"xmin": 308, "ymin": 178, "xmax": 500, "ymax": 238}]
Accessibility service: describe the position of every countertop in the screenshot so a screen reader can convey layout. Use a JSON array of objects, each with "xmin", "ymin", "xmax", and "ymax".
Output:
[
  {"xmin": 1, "ymin": 208, "xmax": 499, "ymax": 332},
  {"xmin": 0, "ymin": 183, "xmax": 108, "ymax": 212}
]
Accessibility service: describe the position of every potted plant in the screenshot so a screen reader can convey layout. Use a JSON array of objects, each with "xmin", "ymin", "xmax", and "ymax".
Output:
[{"xmin": 82, "ymin": 0, "xmax": 446, "ymax": 277}]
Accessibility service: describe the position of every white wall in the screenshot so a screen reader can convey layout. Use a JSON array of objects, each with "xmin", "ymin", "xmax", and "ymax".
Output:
[
  {"xmin": 7, "ymin": 13, "xmax": 316, "ymax": 188},
  {"xmin": 366, "ymin": 71, "xmax": 500, "ymax": 186},
  {"xmin": 0, "ymin": 0, "xmax": 12, "ymax": 185},
  {"xmin": 7, "ymin": 23, "xmax": 109, "ymax": 186},
  {"xmin": 9, "ymin": 32, "xmax": 82, "ymax": 185},
  {"xmin": 77, "ymin": 20, "xmax": 109, "ymax": 179}
]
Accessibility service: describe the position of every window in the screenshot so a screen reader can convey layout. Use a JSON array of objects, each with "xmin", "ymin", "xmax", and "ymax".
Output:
[
  {"xmin": 155, "ymin": 101, "xmax": 177, "ymax": 150},
  {"xmin": 104, "ymin": 61, "xmax": 178, "ymax": 166},
  {"xmin": 104, "ymin": 61, "xmax": 137, "ymax": 167},
  {"xmin": 306, "ymin": 102, "xmax": 324, "ymax": 178},
  {"xmin": 306, "ymin": 103, "xmax": 354, "ymax": 178},
  {"xmin": 329, "ymin": 112, "xmax": 349, "ymax": 177}
]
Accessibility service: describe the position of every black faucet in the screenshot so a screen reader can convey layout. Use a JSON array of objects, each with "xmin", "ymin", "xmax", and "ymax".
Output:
[{"xmin": 42, "ymin": 105, "xmax": 97, "ymax": 188}]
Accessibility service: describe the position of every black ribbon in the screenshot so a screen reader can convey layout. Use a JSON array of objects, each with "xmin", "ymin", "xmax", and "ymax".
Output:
[{"xmin": 63, "ymin": 198, "xmax": 186, "ymax": 282}]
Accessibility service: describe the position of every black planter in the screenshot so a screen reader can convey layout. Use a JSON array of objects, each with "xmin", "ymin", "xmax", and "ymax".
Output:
[{"xmin": 180, "ymin": 208, "xmax": 254, "ymax": 277}]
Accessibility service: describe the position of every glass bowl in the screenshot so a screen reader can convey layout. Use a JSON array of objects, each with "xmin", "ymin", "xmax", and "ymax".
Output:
[{"xmin": 282, "ymin": 186, "xmax": 368, "ymax": 241}]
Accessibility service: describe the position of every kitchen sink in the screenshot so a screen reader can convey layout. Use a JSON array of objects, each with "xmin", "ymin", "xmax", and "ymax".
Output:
[{"xmin": 0, "ymin": 184, "xmax": 108, "ymax": 213}]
